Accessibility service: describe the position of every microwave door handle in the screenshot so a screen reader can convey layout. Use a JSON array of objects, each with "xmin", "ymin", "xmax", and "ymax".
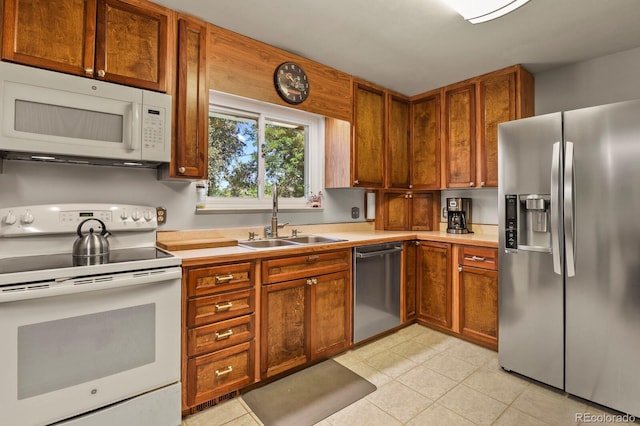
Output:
[{"xmin": 124, "ymin": 102, "xmax": 140, "ymax": 151}]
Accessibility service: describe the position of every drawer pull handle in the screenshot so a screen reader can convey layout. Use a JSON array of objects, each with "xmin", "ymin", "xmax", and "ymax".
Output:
[
  {"xmin": 306, "ymin": 278, "xmax": 318, "ymax": 286},
  {"xmin": 215, "ymin": 274, "xmax": 234, "ymax": 284},
  {"xmin": 307, "ymin": 255, "xmax": 320, "ymax": 263},
  {"xmin": 215, "ymin": 302, "xmax": 233, "ymax": 312},
  {"xmin": 466, "ymin": 256, "xmax": 487, "ymax": 262},
  {"xmin": 215, "ymin": 329, "xmax": 233, "ymax": 340},
  {"xmin": 215, "ymin": 366, "xmax": 233, "ymax": 377}
]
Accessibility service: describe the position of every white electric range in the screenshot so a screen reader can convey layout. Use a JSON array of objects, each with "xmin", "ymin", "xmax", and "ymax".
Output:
[{"xmin": 0, "ymin": 204, "xmax": 182, "ymax": 426}]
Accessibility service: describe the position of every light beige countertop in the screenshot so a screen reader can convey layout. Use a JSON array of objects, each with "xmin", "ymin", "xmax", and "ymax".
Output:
[{"xmin": 158, "ymin": 222, "xmax": 497, "ymax": 266}]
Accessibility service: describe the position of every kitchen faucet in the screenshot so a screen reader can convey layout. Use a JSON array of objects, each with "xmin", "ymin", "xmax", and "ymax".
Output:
[{"xmin": 267, "ymin": 183, "xmax": 288, "ymax": 238}]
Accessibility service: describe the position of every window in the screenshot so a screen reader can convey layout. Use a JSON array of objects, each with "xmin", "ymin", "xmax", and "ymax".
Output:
[{"xmin": 203, "ymin": 91, "xmax": 324, "ymax": 211}]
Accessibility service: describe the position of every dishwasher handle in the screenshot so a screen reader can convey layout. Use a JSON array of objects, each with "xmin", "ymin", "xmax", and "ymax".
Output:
[{"xmin": 355, "ymin": 246, "xmax": 403, "ymax": 259}]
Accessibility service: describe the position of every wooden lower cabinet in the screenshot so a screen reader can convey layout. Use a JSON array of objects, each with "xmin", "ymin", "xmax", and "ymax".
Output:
[
  {"xmin": 309, "ymin": 271, "xmax": 351, "ymax": 359},
  {"xmin": 187, "ymin": 341, "xmax": 254, "ymax": 406},
  {"xmin": 416, "ymin": 241, "xmax": 452, "ymax": 330},
  {"xmin": 261, "ymin": 250, "xmax": 352, "ymax": 379},
  {"xmin": 261, "ymin": 279, "xmax": 308, "ymax": 378},
  {"xmin": 403, "ymin": 241, "xmax": 418, "ymax": 322},
  {"xmin": 261, "ymin": 270, "xmax": 351, "ymax": 378},
  {"xmin": 458, "ymin": 246, "xmax": 498, "ymax": 350},
  {"xmin": 183, "ymin": 261, "xmax": 256, "ymax": 412}
]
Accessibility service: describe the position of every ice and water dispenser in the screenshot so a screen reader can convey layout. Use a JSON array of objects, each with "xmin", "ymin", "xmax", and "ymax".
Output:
[{"xmin": 505, "ymin": 194, "xmax": 551, "ymax": 251}]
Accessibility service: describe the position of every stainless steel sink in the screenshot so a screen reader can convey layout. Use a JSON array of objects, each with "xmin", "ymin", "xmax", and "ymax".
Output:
[
  {"xmin": 238, "ymin": 239, "xmax": 298, "ymax": 249},
  {"xmin": 238, "ymin": 235, "xmax": 346, "ymax": 249},
  {"xmin": 285, "ymin": 235, "xmax": 346, "ymax": 244}
]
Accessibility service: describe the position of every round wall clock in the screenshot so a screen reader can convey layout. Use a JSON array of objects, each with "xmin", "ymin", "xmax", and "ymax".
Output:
[{"xmin": 274, "ymin": 62, "xmax": 310, "ymax": 104}]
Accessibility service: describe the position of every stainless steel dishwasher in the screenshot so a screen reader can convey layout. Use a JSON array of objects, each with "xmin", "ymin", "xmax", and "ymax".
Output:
[{"xmin": 353, "ymin": 242, "xmax": 403, "ymax": 343}]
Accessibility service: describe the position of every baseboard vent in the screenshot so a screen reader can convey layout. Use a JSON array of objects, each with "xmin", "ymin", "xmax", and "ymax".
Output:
[{"xmin": 190, "ymin": 390, "xmax": 238, "ymax": 414}]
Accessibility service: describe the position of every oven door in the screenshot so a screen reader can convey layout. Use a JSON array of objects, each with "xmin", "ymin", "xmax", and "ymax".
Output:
[{"xmin": 0, "ymin": 272, "xmax": 181, "ymax": 426}]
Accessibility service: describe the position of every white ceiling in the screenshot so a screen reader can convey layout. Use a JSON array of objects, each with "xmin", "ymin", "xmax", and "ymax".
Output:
[{"xmin": 153, "ymin": 0, "xmax": 640, "ymax": 96}]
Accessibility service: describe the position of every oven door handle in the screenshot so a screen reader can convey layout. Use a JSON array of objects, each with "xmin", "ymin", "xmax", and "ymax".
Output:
[{"xmin": 0, "ymin": 267, "xmax": 182, "ymax": 303}]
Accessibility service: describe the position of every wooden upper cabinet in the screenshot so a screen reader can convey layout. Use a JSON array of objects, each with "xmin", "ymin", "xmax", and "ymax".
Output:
[
  {"xmin": 353, "ymin": 80, "xmax": 386, "ymax": 188},
  {"xmin": 443, "ymin": 65, "xmax": 534, "ymax": 189},
  {"xmin": 477, "ymin": 66, "xmax": 534, "ymax": 187},
  {"xmin": 2, "ymin": 0, "xmax": 170, "ymax": 92},
  {"xmin": 411, "ymin": 92, "xmax": 441, "ymax": 189},
  {"xmin": 444, "ymin": 83, "xmax": 476, "ymax": 188},
  {"xmin": 387, "ymin": 94, "xmax": 411, "ymax": 189},
  {"xmin": 97, "ymin": 0, "xmax": 169, "ymax": 91},
  {"xmin": 2, "ymin": 0, "xmax": 97, "ymax": 75},
  {"xmin": 171, "ymin": 15, "xmax": 208, "ymax": 179}
]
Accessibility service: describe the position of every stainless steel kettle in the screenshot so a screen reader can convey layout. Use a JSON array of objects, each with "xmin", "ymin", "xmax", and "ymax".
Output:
[{"xmin": 72, "ymin": 218, "xmax": 111, "ymax": 264}]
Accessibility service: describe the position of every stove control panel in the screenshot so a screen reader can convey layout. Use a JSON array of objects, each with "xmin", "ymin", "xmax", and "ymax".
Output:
[{"xmin": 0, "ymin": 204, "xmax": 159, "ymax": 236}]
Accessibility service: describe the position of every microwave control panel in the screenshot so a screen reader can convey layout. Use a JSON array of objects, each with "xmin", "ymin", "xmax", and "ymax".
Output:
[{"xmin": 142, "ymin": 107, "xmax": 166, "ymax": 152}]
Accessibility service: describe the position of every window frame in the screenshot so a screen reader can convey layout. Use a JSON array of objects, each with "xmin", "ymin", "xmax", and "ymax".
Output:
[{"xmin": 200, "ymin": 90, "xmax": 325, "ymax": 212}]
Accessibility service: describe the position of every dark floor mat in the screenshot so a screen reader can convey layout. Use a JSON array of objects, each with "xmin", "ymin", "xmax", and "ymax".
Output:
[{"xmin": 242, "ymin": 359, "xmax": 376, "ymax": 426}]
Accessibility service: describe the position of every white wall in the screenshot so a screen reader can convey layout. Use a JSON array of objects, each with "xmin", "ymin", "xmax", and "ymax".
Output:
[
  {"xmin": 0, "ymin": 160, "xmax": 365, "ymax": 230},
  {"xmin": 535, "ymin": 46, "xmax": 640, "ymax": 115}
]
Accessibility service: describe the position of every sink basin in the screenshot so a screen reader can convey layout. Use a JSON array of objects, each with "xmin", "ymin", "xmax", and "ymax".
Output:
[
  {"xmin": 285, "ymin": 235, "xmax": 346, "ymax": 244},
  {"xmin": 238, "ymin": 239, "xmax": 298, "ymax": 249}
]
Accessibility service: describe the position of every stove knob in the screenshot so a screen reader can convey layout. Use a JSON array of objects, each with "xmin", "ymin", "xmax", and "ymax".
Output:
[
  {"xmin": 3, "ymin": 211, "xmax": 17, "ymax": 225},
  {"xmin": 143, "ymin": 209, "xmax": 154, "ymax": 222},
  {"xmin": 132, "ymin": 210, "xmax": 141, "ymax": 221},
  {"xmin": 120, "ymin": 210, "xmax": 129, "ymax": 220},
  {"xmin": 21, "ymin": 210, "xmax": 34, "ymax": 224}
]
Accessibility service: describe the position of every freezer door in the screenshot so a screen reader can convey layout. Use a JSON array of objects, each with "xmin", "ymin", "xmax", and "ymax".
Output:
[
  {"xmin": 565, "ymin": 99, "xmax": 640, "ymax": 417},
  {"xmin": 498, "ymin": 112, "xmax": 565, "ymax": 390}
]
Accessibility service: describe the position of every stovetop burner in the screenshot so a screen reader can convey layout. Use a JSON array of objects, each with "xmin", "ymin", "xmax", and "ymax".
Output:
[{"xmin": 0, "ymin": 247, "xmax": 173, "ymax": 275}]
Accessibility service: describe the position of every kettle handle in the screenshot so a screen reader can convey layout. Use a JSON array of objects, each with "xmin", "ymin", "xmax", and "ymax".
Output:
[{"xmin": 76, "ymin": 218, "xmax": 109, "ymax": 237}]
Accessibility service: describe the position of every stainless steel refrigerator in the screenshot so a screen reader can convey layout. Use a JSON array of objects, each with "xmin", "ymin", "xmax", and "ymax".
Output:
[{"xmin": 498, "ymin": 99, "xmax": 640, "ymax": 417}]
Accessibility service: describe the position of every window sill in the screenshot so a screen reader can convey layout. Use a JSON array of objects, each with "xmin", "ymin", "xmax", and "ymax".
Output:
[{"xmin": 196, "ymin": 206, "xmax": 324, "ymax": 214}]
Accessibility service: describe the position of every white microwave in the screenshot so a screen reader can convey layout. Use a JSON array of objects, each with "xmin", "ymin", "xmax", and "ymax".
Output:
[{"xmin": 0, "ymin": 62, "xmax": 172, "ymax": 166}]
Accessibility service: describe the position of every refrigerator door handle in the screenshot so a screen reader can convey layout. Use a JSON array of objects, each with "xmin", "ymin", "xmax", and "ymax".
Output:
[
  {"xmin": 564, "ymin": 141, "xmax": 576, "ymax": 277},
  {"xmin": 551, "ymin": 141, "xmax": 562, "ymax": 275}
]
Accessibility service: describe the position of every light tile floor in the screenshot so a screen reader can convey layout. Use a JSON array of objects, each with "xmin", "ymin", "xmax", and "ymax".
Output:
[{"xmin": 182, "ymin": 324, "xmax": 637, "ymax": 426}]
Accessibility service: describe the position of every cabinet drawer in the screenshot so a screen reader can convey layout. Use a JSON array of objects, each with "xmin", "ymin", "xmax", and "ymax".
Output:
[
  {"xmin": 460, "ymin": 246, "xmax": 497, "ymax": 270},
  {"xmin": 262, "ymin": 250, "xmax": 351, "ymax": 284},
  {"xmin": 187, "ymin": 262, "xmax": 254, "ymax": 297},
  {"xmin": 187, "ymin": 341, "xmax": 255, "ymax": 406},
  {"xmin": 188, "ymin": 314, "xmax": 255, "ymax": 357},
  {"xmin": 188, "ymin": 289, "xmax": 255, "ymax": 327}
]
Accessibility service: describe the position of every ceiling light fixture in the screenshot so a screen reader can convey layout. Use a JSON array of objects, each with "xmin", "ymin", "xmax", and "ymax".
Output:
[{"xmin": 443, "ymin": 0, "xmax": 530, "ymax": 24}]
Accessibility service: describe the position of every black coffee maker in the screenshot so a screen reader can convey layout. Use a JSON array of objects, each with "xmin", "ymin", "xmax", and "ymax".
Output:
[{"xmin": 446, "ymin": 198, "xmax": 472, "ymax": 234}]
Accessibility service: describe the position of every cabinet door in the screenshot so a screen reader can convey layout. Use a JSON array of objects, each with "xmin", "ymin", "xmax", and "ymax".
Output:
[
  {"xmin": 309, "ymin": 271, "xmax": 351, "ymax": 359},
  {"xmin": 417, "ymin": 241, "xmax": 452, "ymax": 329},
  {"xmin": 411, "ymin": 93, "xmax": 441, "ymax": 189},
  {"xmin": 403, "ymin": 241, "xmax": 418, "ymax": 321},
  {"xmin": 172, "ymin": 16, "xmax": 208, "ymax": 178},
  {"xmin": 410, "ymin": 192, "xmax": 436, "ymax": 231},
  {"xmin": 459, "ymin": 266, "xmax": 498, "ymax": 349},
  {"xmin": 387, "ymin": 95, "xmax": 410, "ymax": 188},
  {"xmin": 96, "ymin": 0, "xmax": 169, "ymax": 91},
  {"xmin": 382, "ymin": 192, "xmax": 411, "ymax": 230},
  {"xmin": 353, "ymin": 82, "xmax": 385, "ymax": 188},
  {"xmin": 478, "ymin": 72, "xmax": 515, "ymax": 188},
  {"xmin": 261, "ymin": 280, "xmax": 308, "ymax": 378},
  {"xmin": 444, "ymin": 84, "xmax": 476, "ymax": 188},
  {"xmin": 2, "ymin": 0, "xmax": 97, "ymax": 76}
]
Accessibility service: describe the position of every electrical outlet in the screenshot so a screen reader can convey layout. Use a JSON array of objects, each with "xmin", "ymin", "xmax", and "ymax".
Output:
[
  {"xmin": 156, "ymin": 207, "xmax": 167, "ymax": 225},
  {"xmin": 442, "ymin": 207, "xmax": 448, "ymax": 220},
  {"xmin": 351, "ymin": 207, "xmax": 360, "ymax": 219}
]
